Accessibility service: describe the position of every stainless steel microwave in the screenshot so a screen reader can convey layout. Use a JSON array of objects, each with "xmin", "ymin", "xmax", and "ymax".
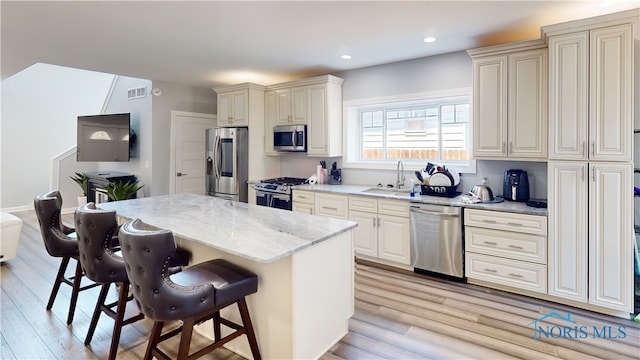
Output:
[{"xmin": 273, "ymin": 124, "xmax": 306, "ymax": 152}]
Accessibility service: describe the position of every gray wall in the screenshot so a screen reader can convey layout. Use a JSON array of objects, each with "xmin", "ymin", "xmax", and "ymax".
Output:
[{"xmin": 99, "ymin": 78, "xmax": 217, "ymax": 197}]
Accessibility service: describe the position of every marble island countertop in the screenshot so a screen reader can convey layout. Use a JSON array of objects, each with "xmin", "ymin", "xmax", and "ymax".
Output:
[
  {"xmin": 294, "ymin": 184, "xmax": 548, "ymax": 216},
  {"xmin": 98, "ymin": 193, "xmax": 357, "ymax": 263}
]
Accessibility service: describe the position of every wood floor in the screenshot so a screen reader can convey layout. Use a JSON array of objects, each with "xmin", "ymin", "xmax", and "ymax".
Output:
[{"xmin": 2, "ymin": 210, "xmax": 640, "ymax": 360}]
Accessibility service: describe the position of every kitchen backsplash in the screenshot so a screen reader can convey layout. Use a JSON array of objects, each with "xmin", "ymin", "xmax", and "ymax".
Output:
[{"xmin": 279, "ymin": 155, "xmax": 548, "ymax": 200}]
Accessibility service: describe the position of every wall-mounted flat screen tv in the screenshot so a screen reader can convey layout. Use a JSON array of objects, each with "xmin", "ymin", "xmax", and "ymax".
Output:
[{"xmin": 77, "ymin": 113, "xmax": 134, "ymax": 162}]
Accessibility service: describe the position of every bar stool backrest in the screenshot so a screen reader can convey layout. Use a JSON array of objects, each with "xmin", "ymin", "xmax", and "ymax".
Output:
[
  {"xmin": 34, "ymin": 191, "xmax": 77, "ymax": 258},
  {"xmin": 74, "ymin": 203, "xmax": 127, "ymax": 284}
]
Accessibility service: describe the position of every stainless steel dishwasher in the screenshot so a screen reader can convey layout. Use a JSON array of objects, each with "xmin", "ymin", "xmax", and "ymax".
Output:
[{"xmin": 409, "ymin": 202, "xmax": 464, "ymax": 280}]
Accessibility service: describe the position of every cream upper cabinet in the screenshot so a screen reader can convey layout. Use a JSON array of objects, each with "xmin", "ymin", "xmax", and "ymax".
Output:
[
  {"xmin": 265, "ymin": 75, "xmax": 344, "ymax": 157},
  {"xmin": 548, "ymin": 24, "xmax": 632, "ymax": 161},
  {"xmin": 264, "ymin": 90, "xmax": 279, "ymax": 156},
  {"xmin": 547, "ymin": 161, "xmax": 633, "ymax": 313},
  {"xmin": 469, "ymin": 41, "xmax": 547, "ymax": 160},
  {"xmin": 275, "ymin": 86, "xmax": 307, "ymax": 125},
  {"xmin": 216, "ymin": 89, "xmax": 248, "ymax": 127}
]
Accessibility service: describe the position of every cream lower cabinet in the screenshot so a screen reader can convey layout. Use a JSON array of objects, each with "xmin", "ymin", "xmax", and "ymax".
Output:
[
  {"xmin": 314, "ymin": 193, "xmax": 348, "ymax": 220},
  {"xmin": 349, "ymin": 196, "xmax": 410, "ymax": 267},
  {"xmin": 465, "ymin": 209, "xmax": 548, "ymax": 294},
  {"xmin": 548, "ymin": 161, "xmax": 633, "ymax": 312},
  {"xmin": 292, "ymin": 189, "xmax": 315, "ymax": 214}
]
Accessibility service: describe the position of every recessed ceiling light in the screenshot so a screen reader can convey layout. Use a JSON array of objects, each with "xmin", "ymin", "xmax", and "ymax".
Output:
[
  {"xmin": 341, "ymin": 54, "xmax": 352, "ymax": 60},
  {"xmin": 423, "ymin": 37, "xmax": 436, "ymax": 43}
]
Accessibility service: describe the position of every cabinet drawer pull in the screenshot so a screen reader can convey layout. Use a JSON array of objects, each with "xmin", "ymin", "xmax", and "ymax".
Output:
[
  {"xmin": 322, "ymin": 206, "xmax": 338, "ymax": 211},
  {"xmin": 507, "ymin": 222, "xmax": 523, "ymax": 227},
  {"xmin": 298, "ymin": 196, "xmax": 308, "ymax": 199},
  {"xmin": 508, "ymin": 245, "xmax": 524, "ymax": 250},
  {"xmin": 508, "ymin": 273, "xmax": 524, "ymax": 279},
  {"xmin": 483, "ymin": 241, "xmax": 498, "ymax": 246},
  {"xmin": 483, "ymin": 268, "xmax": 498, "ymax": 273},
  {"xmin": 482, "ymin": 219, "xmax": 497, "ymax": 224}
]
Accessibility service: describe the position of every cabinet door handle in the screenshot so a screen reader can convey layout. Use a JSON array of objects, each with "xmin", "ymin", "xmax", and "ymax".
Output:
[
  {"xmin": 483, "ymin": 268, "xmax": 498, "ymax": 273},
  {"xmin": 483, "ymin": 241, "xmax": 498, "ymax": 246},
  {"xmin": 508, "ymin": 244, "xmax": 524, "ymax": 250},
  {"xmin": 582, "ymin": 141, "xmax": 587, "ymax": 157},
  {"xmin": 372, "ymin": 217, "xmax": 376, "ymax": 227},
  {"xmin": 581, "ymin": 167, "xmax": 585, "ymax": 181},
  {"xmin": 592, "ymin": 167, "xmax": 596, "ymax": 182},
  {"xmin": 502, "ymin": 142, "xmax": 506, "ymax": 154},
  {"xmin": 322, "ymin": 206, "xmax": 338, "ymax": 211},
  {"xmin": 508, "ymin": 273, "xmax": 524, "ymax": 279},
  {"xmin": 377, "ymin": 217, "xmax": 381, "ymax": 228},
  {"xmin": 591, "ymin": 141, "xmax": 595, "ymax": 157},
  {"xmin": 509, "ymin": 142, "xmax": 513, "ymax": 155},
  {"xmin": 507, "ymin": 222, "xmax": 523, "ymax": 227}
]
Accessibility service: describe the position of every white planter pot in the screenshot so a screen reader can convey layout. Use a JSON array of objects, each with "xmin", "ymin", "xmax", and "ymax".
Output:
[{"xmin": 77, "ymin": 196, "xmax": 87, "ymax": 206}]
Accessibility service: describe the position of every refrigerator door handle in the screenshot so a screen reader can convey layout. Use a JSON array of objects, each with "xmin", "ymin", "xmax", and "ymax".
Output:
[{"xmin": 214, "ymin": 134, "xmax": 221, "ymax": 179}]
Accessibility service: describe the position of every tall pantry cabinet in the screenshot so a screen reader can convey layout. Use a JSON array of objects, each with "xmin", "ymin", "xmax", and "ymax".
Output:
[{"xmin": 546, "ymin": 17, "xmax": 635, "ymax": 314}]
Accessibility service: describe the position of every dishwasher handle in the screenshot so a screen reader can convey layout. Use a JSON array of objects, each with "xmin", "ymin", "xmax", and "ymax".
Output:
[{"xmin": 410, "ymin": 206, "xmax": 460, "ymax": 217}]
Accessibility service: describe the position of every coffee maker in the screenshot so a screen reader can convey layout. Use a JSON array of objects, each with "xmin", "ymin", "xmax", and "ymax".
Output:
[{"xmin": 503, "ymin": 169, "xmax": 530, "ymax": 201}]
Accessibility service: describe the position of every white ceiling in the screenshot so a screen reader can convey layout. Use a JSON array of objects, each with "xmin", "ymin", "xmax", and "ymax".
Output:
[{"xmin": 2, "ymin": 1, "xmax": 638, "ymax": 89}]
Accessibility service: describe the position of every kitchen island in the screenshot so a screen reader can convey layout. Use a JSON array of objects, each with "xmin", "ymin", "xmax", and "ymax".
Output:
[{"xmin": 99, "ymin": 193, "xmax": 357, "ymax": 359}]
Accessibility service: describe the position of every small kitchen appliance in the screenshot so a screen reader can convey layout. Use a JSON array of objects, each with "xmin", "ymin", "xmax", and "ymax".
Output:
[{"xmin": 503, "ymin": 169, "xmax": 529, "ymax": 202}]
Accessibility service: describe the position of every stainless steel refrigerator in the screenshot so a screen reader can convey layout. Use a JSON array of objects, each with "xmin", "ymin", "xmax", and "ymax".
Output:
[{"xmin": 206, "ymin": 127, "xmax": 248, "ymax": 202}]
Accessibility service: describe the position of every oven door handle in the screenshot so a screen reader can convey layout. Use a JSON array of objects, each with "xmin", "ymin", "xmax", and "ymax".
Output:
[
  {"xmin": 410, "ymin": 208, "xmax": 460, "ymax": 217},
  {"xmin": 272, "ymin": 193, "xmax": 290, "ymax": 201}
]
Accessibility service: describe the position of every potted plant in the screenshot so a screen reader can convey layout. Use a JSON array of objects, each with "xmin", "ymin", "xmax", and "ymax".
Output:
[
  {"xmin": 105, "ymin": 179, "xmax": 144, "ymax": 201},
  {"xmin": 70, "ymin": 172, "xmax": 88, "ymax": 206}
]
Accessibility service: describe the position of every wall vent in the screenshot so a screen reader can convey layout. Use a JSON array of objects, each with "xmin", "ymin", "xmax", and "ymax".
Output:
[{"xmin": 127, "ymin": 86, "xmax": 147, "ymax": 100}]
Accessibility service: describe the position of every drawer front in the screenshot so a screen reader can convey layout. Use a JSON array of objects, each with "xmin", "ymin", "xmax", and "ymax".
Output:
[
  {"xmin": 466, "ymin": 253, "xmax": 547, "ymax": 294},
  {"xmin": 464, "ymin": 209, "xmax": 547, "ymax": 235},
  {"xmin": 377, "ymin": 199, "xmax": 409, "ymax": 217},
  {"xmin": 466, "ymin": 227, "xmax": 547, "ymax": 264},
  {"xmin": 292, "ymin": 202, "xmax": 314, "ymax": 214},
  {"xmin": 315, "ymin": 193, "xmax": 348, "ymax": 219},
  {"xmin": 292, "ymin": 190, "xmax": 314, "ymax": 204},
  {"xmin": 348, "ymin": 195, "xmax": 377, "ymax": 213}
]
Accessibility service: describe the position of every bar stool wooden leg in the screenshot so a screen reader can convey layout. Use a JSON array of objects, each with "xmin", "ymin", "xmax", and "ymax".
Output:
[
  {"xmin": 67, "ymin": 260, "xmax": 84, "ymax": 324},
  {"xmin": 46, "ymin": 256, "xmax": 70, "ymax": 311},
  {"xmin": 213, "ymin": 311, "xmax": 221, "ymax": 341},
  {"xmin": 108, "ymin": 282, "xmax": 131, "ymax": 360},
  {"xmin": 177, "ymin": 318, "xmax": 196, "ymax": 360},
  {"xmin": 238, "ymin": 298, "xmax": 261, "ymax": 360},
  {"xmin": 146, "ymin": 321, "xmax": 164, "ymax": 360},
  {"xmin": 85, "ymin": 284, "xmax": 110, "ymax": 345}
]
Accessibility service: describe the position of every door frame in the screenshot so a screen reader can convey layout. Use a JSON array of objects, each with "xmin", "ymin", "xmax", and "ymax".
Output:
[{"xmin": 169, "ymin": 110, "xmax": 216, "ymax": 194}]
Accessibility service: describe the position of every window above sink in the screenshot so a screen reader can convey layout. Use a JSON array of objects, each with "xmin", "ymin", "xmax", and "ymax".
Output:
[{"xmin": 343, "ymin": 88, "xmax": 477, "ymax": 174}]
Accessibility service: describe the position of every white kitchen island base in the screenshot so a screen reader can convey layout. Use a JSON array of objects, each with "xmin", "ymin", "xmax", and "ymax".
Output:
[
  {"xmin": 99, "ymin": 193, "xmax": 357, "ymax": 360},
  {"xmin": 183, "ymin": 231, "xmax": 354, "ymax": 359}
]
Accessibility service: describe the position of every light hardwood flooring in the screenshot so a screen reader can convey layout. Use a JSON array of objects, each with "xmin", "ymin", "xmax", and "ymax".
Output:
[{"xmin": 2, "ymin": 210, "xmax": 639, "ymax": 359}]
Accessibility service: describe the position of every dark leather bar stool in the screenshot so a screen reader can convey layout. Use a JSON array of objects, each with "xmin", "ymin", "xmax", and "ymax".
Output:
[
  {"xmin": 34, "ymin": 190, "xmax": 100, "ymax": 324},
  {"xmin": 119, "ymin": 218, "xmax": 261, "ymax": 360},
  {"xmin": 75, "ymin": 203, "xmax": 191, "ymax": 360}
]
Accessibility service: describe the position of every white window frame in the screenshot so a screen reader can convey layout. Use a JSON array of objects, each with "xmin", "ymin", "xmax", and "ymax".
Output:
[{"xmin": 343, "ymin": 88, "xmax": 476, "ymax": 174}]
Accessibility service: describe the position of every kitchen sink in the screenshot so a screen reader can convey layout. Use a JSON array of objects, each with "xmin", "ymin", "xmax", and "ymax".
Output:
[{"xmin": 361, "ymin": 187, "xmax": 412, "ymax": 197}]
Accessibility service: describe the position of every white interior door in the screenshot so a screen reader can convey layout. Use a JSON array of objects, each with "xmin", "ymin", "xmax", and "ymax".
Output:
[{"xmin": 170, "ymin": 111, "xmax": 216, "ymax": 194}]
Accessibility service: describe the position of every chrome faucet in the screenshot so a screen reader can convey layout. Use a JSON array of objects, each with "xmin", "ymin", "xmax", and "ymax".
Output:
[{"xmin": 396, "ymin": 160, "xmax": 405, "ymax": 189}]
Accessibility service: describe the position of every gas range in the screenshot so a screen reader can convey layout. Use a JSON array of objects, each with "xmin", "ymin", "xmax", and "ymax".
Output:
[{"xmin": 254, "ymin": 177, "xmax": 308, "ymax": 195}]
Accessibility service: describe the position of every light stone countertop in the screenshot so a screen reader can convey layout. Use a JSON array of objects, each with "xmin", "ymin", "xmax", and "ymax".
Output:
[
  {"xmin": 98, "ymin": 193, "xmax": 357, "ymax": 263},
  {"xmin": 294, "ymin": 184, "xmax": 548, "ymax": 216}
]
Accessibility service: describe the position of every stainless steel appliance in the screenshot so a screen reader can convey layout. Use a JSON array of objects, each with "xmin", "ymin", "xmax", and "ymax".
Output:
[
  {"xmin": 254, "ymin": 177, "xmax": 307, "ymax": 210},
  {"xmin": 503, "ymin": 169, "xmax": 530, "ymax": 201},
  {"xmin": 410, "ymin": 202, "xmax": 464, "ymax": 280},
  {"xmin": 206, "ymin": 127, "xmax": 248, "ymax": 202},
  {"xmin": 273, "ymin": 125, "xmax": 306, "ymax": 152}
]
